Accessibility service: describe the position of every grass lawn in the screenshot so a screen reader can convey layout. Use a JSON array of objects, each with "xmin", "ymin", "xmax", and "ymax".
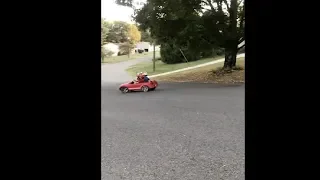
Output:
[
  {"xmin": 153, "ymin": 57, "xmax": 245, "ymax": 84},
  {"xmin": 126, "ymin": 55, "xmax": 225, "ymax": 77},
  {"xmin": 102, "ymin": 51, "xmax": 160, "ymax": 64}
]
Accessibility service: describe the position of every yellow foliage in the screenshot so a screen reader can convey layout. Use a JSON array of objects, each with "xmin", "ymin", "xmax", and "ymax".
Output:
[{"xmin": 128, "ymin": 24, "xmax": 141, "ymax": 44}]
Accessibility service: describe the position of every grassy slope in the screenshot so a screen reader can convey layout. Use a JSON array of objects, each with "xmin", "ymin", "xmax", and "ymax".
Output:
[
  {"xmin": 153, "ymin": 57, "xmax": 245, "ymax": 84},
  {"xmin": 102, "ymin": 51, "xmax": 160, "ymax": 64},
  {"xmin": 126, "ymin": 55, "xmax": 225, "ymax": 77}
]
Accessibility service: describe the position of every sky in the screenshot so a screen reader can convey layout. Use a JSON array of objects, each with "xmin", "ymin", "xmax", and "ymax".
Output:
[
  {"xmin": 101, "ymin": 0, "xmax": 146, "ymax": 23},
  {"xmin": 101, "ymin": 0, "xmax": 134, "ymax": 23}
]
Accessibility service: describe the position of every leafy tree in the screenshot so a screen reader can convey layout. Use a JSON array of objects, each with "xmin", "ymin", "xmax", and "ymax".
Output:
[
  {"xmin": 128, "ymin": 24, "xmax": 141, "ymax": 44},
  {"xmin": 104, "ymin": 21, "xmax": 141, "ymax": 48},
  {"xmin": 102, "ymin": 48, "xmax": 114, "ymax": 58},
  {"xmin": 117, "ymin": 0, "xmax": 245, "ymax": 68},
  {"xmin": 101, "ymin": 19, "xmax": 110, "ymax": 45},
  {"xmin": 200, "ymin": 0, "xmax": 245, "ymax": 68},
  {"xmin": 106, "ymin": 21, "xmax": 130, "ymax": 43},
  {"xmin": 101, "ymin": 19, "xmax": 111, "ymax": 59},
  {"xmin": 115, "ymin": 0, "xmax": 133, "ymax": 7},
  {"xmin": 133, "ymin": 0, "xmax": 214, "ymax": 63},
  {"xmin": 118, "ymin": 42, "xmax": 136, "ymax": 55},
  {"xmin": 140, "ymin": 29, "xmax": 153, "ymax": 42}
]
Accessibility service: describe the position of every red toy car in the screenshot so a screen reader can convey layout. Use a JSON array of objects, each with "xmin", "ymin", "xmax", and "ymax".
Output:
[{"xmin": 119, "ymin": 80, "xmax": 158, "ymax": 93}]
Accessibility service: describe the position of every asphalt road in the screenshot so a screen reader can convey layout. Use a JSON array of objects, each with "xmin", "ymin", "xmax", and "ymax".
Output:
[
  {"xmin": 101, "ymin": 57, "xmax": 152, "ymax": 83},
  {"xmin": 101, "ymin": 82, "xmax": 244, "ymax": 180}
]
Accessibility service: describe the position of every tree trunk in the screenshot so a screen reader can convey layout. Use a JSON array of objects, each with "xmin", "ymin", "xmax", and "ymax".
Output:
[
  {"xmin": 226, "ymin": 0, "xmax": 238, "ymax": 69},
  {"xmin": 223, "ymin": 48, "xmax": 237, "ymax": 69},
  {"xmin": 231, "ymin": 49, "xmax": 238, "ymax": 67}
]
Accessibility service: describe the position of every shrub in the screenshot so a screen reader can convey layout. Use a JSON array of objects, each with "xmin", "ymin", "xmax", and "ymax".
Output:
[
  {"xmin": 101, "ymin": 47, "xmax": 114, "ymax": 58},
  {"xmin": 160, "ymin": 42, "xmax": 184, "ymax": 64},
  {"xmin": 160, "ymin": 40, "xmax": 201, "ymax": 64},
  {"xmin": 119, "ymin": 43, "xmax": 135, "ymax": 55},
  {"xmin": 215, "ymin": 48, "xmax": 225, "ymax": 56}
]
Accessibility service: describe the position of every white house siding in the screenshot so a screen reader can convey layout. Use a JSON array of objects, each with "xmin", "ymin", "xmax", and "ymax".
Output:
[{"xmin": 102, "ymin": 43, "xmax": 119, "ymax": 56}]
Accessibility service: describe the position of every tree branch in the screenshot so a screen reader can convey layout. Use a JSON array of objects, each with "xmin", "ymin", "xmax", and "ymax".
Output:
[
  {"xmin": 238, "ymin": 37, "xmax": 245, "ymax": 44},
  {"xmin": 222, "ymin": 0, "xmax": 230, "ymax": 10},
  {"xmin": 216, "ymin": 0, "xmax": 223, "ymax": 12},
  {"xmin": 201, "ymin": 6, "xmax": 212, "ymax": 11},
  {"xmin": 239, "ymin": 6, "xmax": 245, "ymax": 29},
  {"xmin": 204, "ymin": 0, "xmax": 216, "ymax": 13},
  {"xmin": 237, "ymin": 43, "xmax": 245, "ymax": 51},
  {"xmin": 239, "ymin": 16, "xmax": 245, "ymax": 29}
]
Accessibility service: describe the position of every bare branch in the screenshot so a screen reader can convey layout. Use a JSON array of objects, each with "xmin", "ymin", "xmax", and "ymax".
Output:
[
  {"xmin": 239, "ymin": 16, "xmax": 245, "ymax": 29},
  {"xmin": 238, "ymin": 37, "xmax": 245, "ymax": 44},
  {"xmin": 200, "ymin": 4, "xmax": 212, "ymax": 12},
  {"xmin": 222, "ymin": 0, "xmax": 230, "ymax": 10},
  {"xmin": 205, "ymin": 0, "xmax": 216, "ymax": 12},
  {"xmin": 216, "ymin": 0, "xmax": 223, "ymax": 12},
  {"xmin": 237, "ymin": 43, "xmax": 245, "ymax": 51},
  {"xmin": 239, "ymin": 5, "xmax": 245, "ymax": 29}
]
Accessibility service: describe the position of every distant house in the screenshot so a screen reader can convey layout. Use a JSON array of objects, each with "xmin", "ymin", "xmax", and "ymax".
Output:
[
  {"xmin": 102, "ymin": 43, "xmax": 119, "ymax": 56},
  {"xmin": 136, "ymin": 42, "xmax": 160, "ymax": 52},
  {"xmin": 103, "ymin": 43, "xmax": 136, "ymax": 56}
]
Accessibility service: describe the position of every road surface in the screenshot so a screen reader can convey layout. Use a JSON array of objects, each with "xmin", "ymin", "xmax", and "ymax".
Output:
[
  {"xmin": 101, "ymin": 82, "xmax": 244, "ymax": 180},
  {"xmin": 101, "ymin": 57, "xmax": 151, "ymax": 83}
]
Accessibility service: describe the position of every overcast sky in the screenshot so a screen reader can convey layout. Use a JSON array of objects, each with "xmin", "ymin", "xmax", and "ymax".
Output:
[
  {"xmin": 101, "ymin": 0, "xmax": 147, "ymax": 23},
  {"xmin": 101, "ymin": 0, "xmax": 134, "ymax": 23}
]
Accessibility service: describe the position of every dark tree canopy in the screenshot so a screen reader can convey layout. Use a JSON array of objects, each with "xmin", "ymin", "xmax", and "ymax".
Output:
[
  {"xmin": 116, "ymin": 0, "xmax": 245, "ymax": 67},
  {"xmin": 105, "ymin": 21, "xmax": 130, "ymax": 43},
  {"xmin": 140, "ymin": 30, "xmax": 153, "ymax": 43},
  {"xmin": 115, "ymin": 0, "xmax": 133, "ymax": 7}
]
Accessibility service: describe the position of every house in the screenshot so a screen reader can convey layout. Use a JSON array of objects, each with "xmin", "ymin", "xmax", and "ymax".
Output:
[
  {"xmin": 136, "ymin": 42, "xmax": 161, "ymax": 52},
  {"xmin": 136, "ymin": 42, "xmax": 150, "ymax": 52},
  {"xmin": 102, "ymin": 43, "xmax": 119, "ymax": 56},
  {"xmin": 103, "ymin": 42, "xmax": 136, "ymax": 56}
]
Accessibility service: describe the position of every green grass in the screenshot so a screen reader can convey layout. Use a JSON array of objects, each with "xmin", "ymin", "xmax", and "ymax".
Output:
[
  {"xmin": 102, "ymin": 51, "xmax": 161, "ymax": 64},
  {"xmin": 153, "ymin": 57, "xmax": 245, "ymax": 83},
  {"xmin": 126, "ymin": 55, "xmax": 224, "ymax": 77}
]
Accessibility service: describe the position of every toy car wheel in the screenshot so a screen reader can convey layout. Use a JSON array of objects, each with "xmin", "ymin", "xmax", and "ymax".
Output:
[
  {"xmin": 141, "ymin": 86, "xmax": 149, "ymax": 92},
  {"xmin": 120, "ymin": 87, "xmax": 129, "ymax": 93}
]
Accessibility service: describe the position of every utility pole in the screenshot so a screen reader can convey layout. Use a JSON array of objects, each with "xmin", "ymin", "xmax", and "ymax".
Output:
[
  {"xmin": 153, "ymin": 43, "xmax": 156, "ymax": 72},
  {"xmin": 127, "ymin": 37, "xmax": 131, "ymax": 58}
]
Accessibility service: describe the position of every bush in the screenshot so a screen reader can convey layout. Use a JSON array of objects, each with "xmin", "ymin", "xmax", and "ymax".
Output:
[
  {"xmin": 160, "ymin": 40, "xmax": 201, "ymax": 64},
  {"xmin": 119, "ymin": 43, "xmax": 135, "ymax": 55},
  {"xmin": 101, "ymin": 48, "xmax": 114, "ymax": 58},
  {"xmin": 200, "ymin": 49, "xmax": 214, "ymax": 58},
  {"xmin": 160, "ymin": 42, "xmax": 184, "ymax": 64},
  {"xmin": 200, "ymin": 48, "xmax": 225, "ymax": 58},
  {"xmin": 215, "ymin": 48, "xmax": 225, "ymax": 56}
]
